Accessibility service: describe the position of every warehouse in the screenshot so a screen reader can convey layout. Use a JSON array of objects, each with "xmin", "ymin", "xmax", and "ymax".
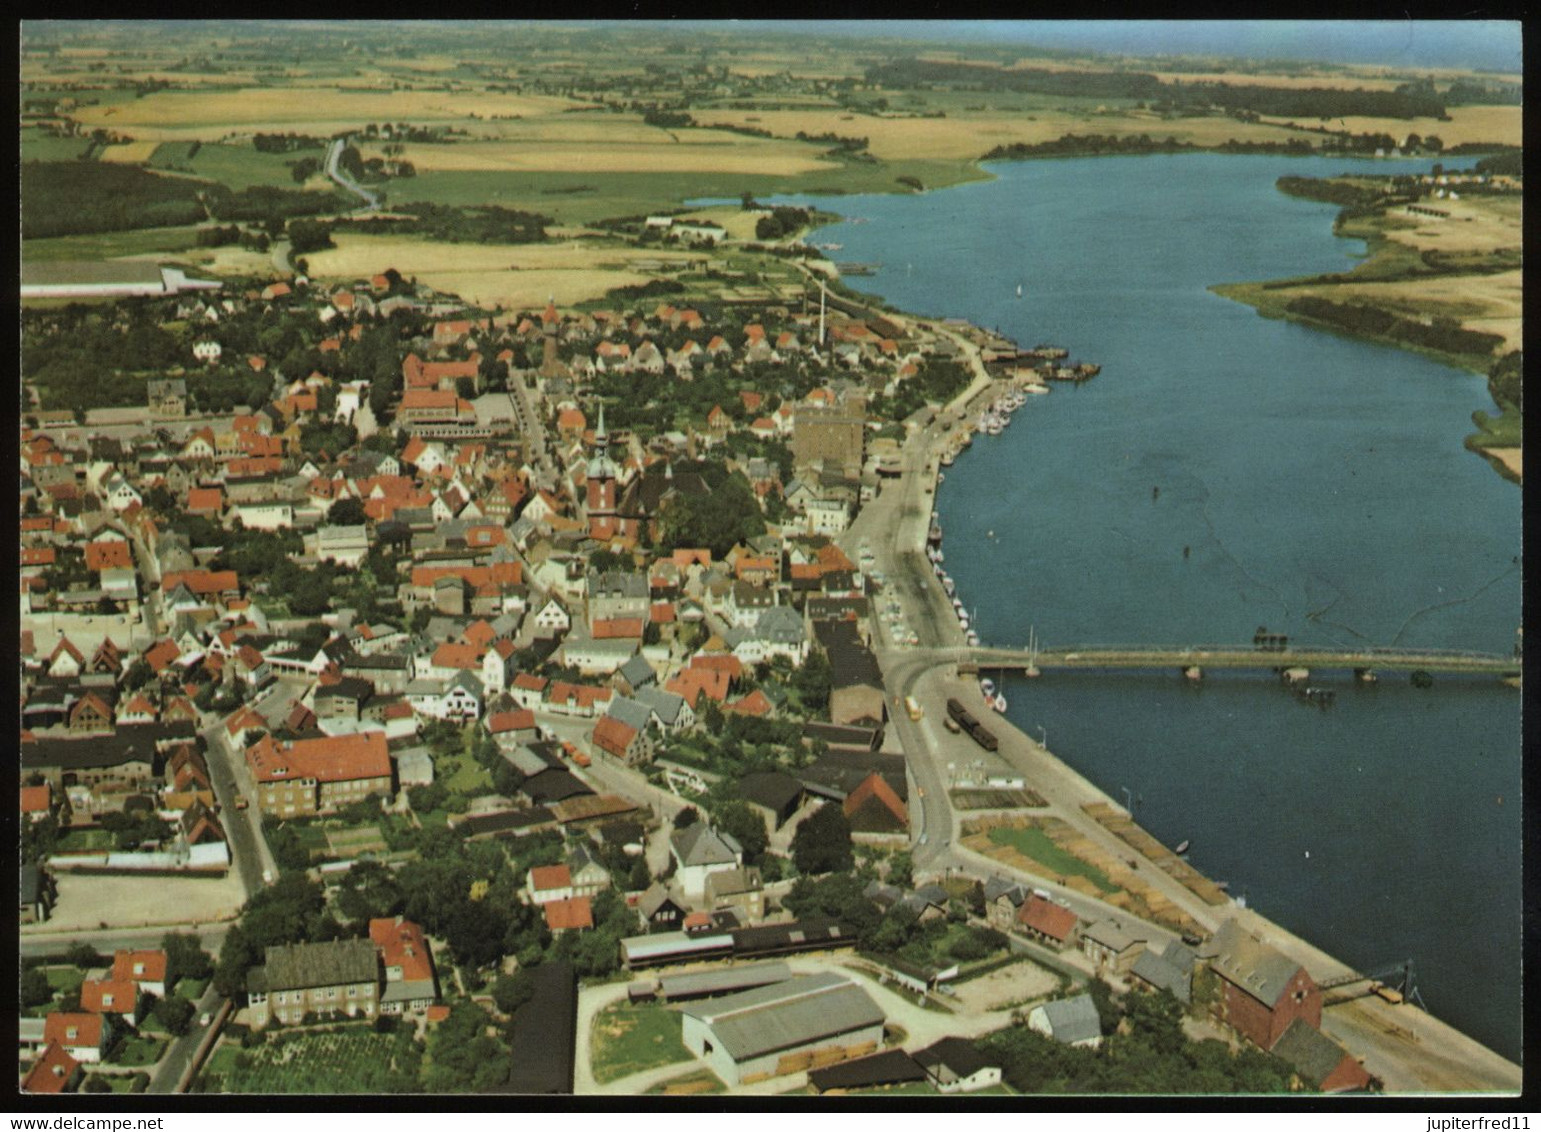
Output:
[{"xmin": 678, "ymin": 972, "xmax": 885, "ymax": 1086}]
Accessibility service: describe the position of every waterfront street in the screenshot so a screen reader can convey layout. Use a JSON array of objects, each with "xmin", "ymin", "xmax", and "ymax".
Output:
[{"xmin": 842, "ymin": 362, "xmax": 1522, "ymax": 1091}]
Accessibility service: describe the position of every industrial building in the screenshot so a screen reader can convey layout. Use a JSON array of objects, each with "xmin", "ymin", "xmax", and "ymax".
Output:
[{"xmin": 678, "ymin": 972, "xmax": 885, "ymax": 1086}]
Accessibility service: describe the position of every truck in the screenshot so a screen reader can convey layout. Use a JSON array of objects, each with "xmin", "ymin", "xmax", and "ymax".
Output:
[{"xmin": 904, "ymin": 695, "xmax": 924, "ymax": 722}]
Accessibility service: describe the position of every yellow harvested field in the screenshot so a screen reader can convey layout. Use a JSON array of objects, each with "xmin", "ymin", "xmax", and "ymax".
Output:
[
  {"xmin": 1264, "ymin": 105, "xmax": 1521, "ymax": 148},
  {"xmin": 1297, "ymin": 270, "xmax": 1522, "ymax": 353},
  {"xmin": 701, "ymin": 107, "xmax": 1316, "ymax": 162},
  {"xmin": 303, "ymin": 234, "xmax": 701, "ymax": 310},
  {"xmin": 72, "ymin": 87, "xmax": 579, "ymax": 134},
  {"xmin": 1383, "ymin": 197, "xmax": 1523, "ymax": 256},
  {"xmin": 96, "ymin": 140, "xmax": 162, "ymax": 163},
  {"xmin": 370, "ymin": 134, "xmax": 836, "ymax": 176}
]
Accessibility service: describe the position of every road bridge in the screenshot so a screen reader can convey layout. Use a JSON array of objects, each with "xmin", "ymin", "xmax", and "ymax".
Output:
[{"xmin": 962, "ymin": 643, "xmax": 1520, "ymax": 678}]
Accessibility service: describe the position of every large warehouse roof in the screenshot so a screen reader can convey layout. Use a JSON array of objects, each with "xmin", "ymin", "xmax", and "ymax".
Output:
[{"xmin": 680, "ymin": 972, "xmax": 883, "ymax": 1062}]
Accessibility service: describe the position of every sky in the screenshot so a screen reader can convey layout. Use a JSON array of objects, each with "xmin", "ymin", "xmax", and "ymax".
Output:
[{"xmin": 709, "ymin": 20, "xmax": 1524, "ymax": 74}]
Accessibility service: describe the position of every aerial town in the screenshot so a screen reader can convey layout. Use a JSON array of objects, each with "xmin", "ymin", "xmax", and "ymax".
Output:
[{"xmin": 19, "ymin": 19, "xmax": 1522, "ymax": 1100}]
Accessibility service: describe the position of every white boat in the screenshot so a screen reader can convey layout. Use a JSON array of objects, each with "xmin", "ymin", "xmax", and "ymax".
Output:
[
  {"xmin": 980, "ymin": 677, "xmax": 997, "ymax": 698},
  {"xmin": 1022, "ymin": 383, "xmax": 1051, "ymax": 396},
  {"xmin": 966, "ymin": 629, "xmax": 981, "ymax": 646},
  {"xmin": 957, "ymin": 613, "xmax": 970, "ymax": 629},
  {"xmin": 993, "ymin": 694, "xmax": 1008, "ymax": 713},
  {"xmin": 1016, "ymin": 283, "xmax": 1023, "ymax": 298}
]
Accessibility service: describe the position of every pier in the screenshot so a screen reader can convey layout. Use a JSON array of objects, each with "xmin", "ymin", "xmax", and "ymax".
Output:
[{"xmin": 958, "ymin": 643, "xmax": 1520, "ymax": 679}]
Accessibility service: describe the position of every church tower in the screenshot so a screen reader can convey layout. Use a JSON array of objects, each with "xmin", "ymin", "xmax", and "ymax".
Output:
[
  {"xmin": 540, "ymin": 295, "xmax": 561, "ymax": 377},
  {"xmin": 585, "ymin": 402, "xmax": 620, "ymax": 540}
]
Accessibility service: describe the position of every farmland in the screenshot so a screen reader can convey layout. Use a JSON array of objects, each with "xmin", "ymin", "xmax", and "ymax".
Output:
[
  {"xmin": 200, "ymin": 1024, "xmax": 422, "ymax": 1094},
  {"xmin": 303, "ymin": 232, "xmax": 706, "ymax": 309}
]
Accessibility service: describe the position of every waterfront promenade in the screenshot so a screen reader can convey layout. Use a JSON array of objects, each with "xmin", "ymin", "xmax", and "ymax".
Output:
[{"xmin": 838, "ymin": 347, "xmax": 1522, "ymax": 1092}]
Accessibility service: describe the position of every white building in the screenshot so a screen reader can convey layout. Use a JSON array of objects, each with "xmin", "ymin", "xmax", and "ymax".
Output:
[{"xmin": 679, "ymin": 973, "xmax": 885, "ymax": 1086}]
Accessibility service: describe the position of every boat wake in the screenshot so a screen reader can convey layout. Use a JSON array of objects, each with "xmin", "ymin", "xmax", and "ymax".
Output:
[{"xmin": 1388, "ymin": 563, "xmax": 1521, "ymax": 647}]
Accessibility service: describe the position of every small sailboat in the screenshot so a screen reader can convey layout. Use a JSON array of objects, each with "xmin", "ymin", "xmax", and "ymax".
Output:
[
  {"xmin": 1016, "ymin": 283, "xmax": 1023, "ymax": 298},
  {"xmin": 1175, "ymin": 839, "xmax": 1191, "ymax": 855}
]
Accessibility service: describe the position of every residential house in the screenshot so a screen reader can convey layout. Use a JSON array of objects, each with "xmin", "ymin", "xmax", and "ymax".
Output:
[
  {"xmin": 1018, "ymin": 895, "xmax": 1079, "ymax": 950},
  {"xmin": 370, "ymin": 917, "xmax": 439, "ymax": 1017},
  {"xmin": 245, "ymin": 731, "xmax": 394, "ymax": 817},
  {"xmin": 1081, "ymin": 918, "xmax": 1147, "ymax": 976},
  {"xmin": 670, "ymin": 824, "xmax": 742, "ymax": 903},
  {"xmin": 912, "ymin": 1038, "xmax": 1003, "ymax": 1094},
  {"xmin": 246, "ymin": 938, "xmax": 382, "ymax": 1028},
  {"xmin": 42, "ymin": 1014, "xmax": 112, "ymax": 1063}
]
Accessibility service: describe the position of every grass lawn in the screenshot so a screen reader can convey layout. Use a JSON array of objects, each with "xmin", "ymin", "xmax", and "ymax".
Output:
[
  {"xmin": 199, "ymin": 1026, "xmax": 422, "ymax": 1094},
  {"xmin": 987, "ymin": 825, "xmax": 1119, "ymax": 894},
  {"xmin": 589, "ymin": 1003, "xmax": 692, "ymax": 1085},
  {"xmin": 149, "ymin": 141, "xmax": 310, "ymax": 192},
  {"xmin": 44, "ymin": 966, "xmax": 86, "ymax": 994},
  {"xmin": 22, "ymin": 225, "xmax": 203, "ymax": 265},
  {"xmin": 55, "ymin": 828, "xmax": 117, "ymax": 852},
  {"xmin": 91, "ymin": 1072, "xmax": 142, "ymax": 1094},
  {"xmin": 439, "ymin": 756, "xmax": 492, "ymax": 796},
  {"xmin": 113, "ymin": 1034, "xmax": 166, "ymax": 1068},
  {"xmin": 177, "ymin": 977, "xmax": 210, "ymax": 1002}
]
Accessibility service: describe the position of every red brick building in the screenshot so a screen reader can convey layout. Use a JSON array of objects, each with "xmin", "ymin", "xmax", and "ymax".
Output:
[{"xmin": 1203, "ymin": 919, "xmax": 1322, "ymax": 1051}]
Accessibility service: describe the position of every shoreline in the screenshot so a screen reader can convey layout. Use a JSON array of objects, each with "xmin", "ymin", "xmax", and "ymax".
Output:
[{"xmin": 861, "ymin": 307, "xmax": 1521, "ymax": 1089}]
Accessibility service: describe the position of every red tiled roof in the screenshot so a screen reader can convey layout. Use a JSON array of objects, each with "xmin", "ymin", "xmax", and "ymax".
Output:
[
  {"xmin": 20, "ymin": 547, "xmax": 55, "ymax": 567},
  {"xmin": 112, "ymin": 950, "xmax": 168, "ymax": 985},
  {"xmin": 513, "ymin": 673, "xmax": 548, "ymax": 693},
  {"xmin": 162, "ymin": 569, "xmax": 239, "ymax": 596},
  {"xmin": 486, "ymin": 709, "xmax": 536, "ymax": 735},
  {"xmin": 20, "ymin": 784, "xmax": 51, "ymax": 814},
  {"xmin": 143, "ymin": 640, "xmax": 182, "ymax": 673},
  {"xmin": 44, "ymin": 1013, "xmax": 103, "ymax": 1050},
  {"xmin": 593, "ymin": 618, "xmax": 644, "ymax": 640},
  {"xmin": 543, "ymin": 896, "xmax": 593, "ymax": 932},
  {"xmin": 665, "ymin": 667, "xmax": 730, "ymax": 708},
  {"xmin": 724, "ymin": 689, "xmax": 773, "ymax": 717},
  {"xmin": 591, "ymin": 714, "xmax": 638, "ymax": 758},
  {"xmin": 1018, "ymin": 895, "xmax": 1079, "ymax": 943},
  {"xmin": 22, "ymin": 1042, "xmax": 79, "ymax": 1095},
  {"xmin": 246, "ymin": 731, "xmax": 391, "ymax": 785},
  {"xmin": 843, "ymin": 772, "xmax": 907, "ymax": 828},
  {"xmin": 79, "ymin": 978, "xmax": 138, "ymax": 1015},
  {"xmin": 689, "ymin": 654, "xmax": 743, "ymax": 678},
  {"xmin": 649, "ymin": 602, "xmax": 676, "ymax": 624},
  {"xmin": 369, "ymin": 917, "xmax": 435, "ymax": 983},
  {"xmin": 530, "ymin": 864, "xmax": 572, "ymax": 892},
  {"xmin": 187, "ymin": 487, "xmax": 224, "ymax": 513},
  {"xmin": 431, "ymin": 642, "xmax": 482, "ymax": 671}
]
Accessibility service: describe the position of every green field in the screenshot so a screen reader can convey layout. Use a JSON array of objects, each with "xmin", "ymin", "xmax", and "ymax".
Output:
[
  {"xmin": 395, "ymin": 159, "xmax": 987, "ymax": 226},
  {"xmin": 23, "ymin": 225, "xmax": 204, "ymax": 264},
  {"xmin": 21, "ymin": 128, "xmax": 90, "ymax": 163},
  {"xmin": 589, "ymin": 1003, "xmax": 692, "ymax": 1085},
  {"xmin": 987, "ymin": 825, "xmax": 1120, "ymax": 893},
  {"xmin": 149, "ymin": 142, "xmax": 310, "ymax": 192}
]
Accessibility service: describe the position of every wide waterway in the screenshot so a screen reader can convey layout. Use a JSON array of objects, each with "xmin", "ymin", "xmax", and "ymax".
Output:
[{"xmin": 772, "ymin": 152, "xmax": 1522, "ymax": 1061}]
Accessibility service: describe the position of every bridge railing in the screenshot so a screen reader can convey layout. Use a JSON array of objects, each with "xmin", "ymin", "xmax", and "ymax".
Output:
[{"xmin": 967, "ymin": 644, "xmax": 1513, "ymax": 662}]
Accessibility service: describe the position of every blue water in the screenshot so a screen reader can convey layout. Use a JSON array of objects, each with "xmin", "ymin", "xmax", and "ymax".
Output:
[{"xmin": 754, "ymin": 154, "xmax": 1523, "ymax": 1061}]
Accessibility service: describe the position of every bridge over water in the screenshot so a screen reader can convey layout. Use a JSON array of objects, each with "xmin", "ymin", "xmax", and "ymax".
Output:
[{"xmin": 958, "ymin": 643, "xmax": 1521, "ymax": 678}]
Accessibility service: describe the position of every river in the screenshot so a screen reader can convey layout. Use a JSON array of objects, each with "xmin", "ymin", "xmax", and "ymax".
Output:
[{"xmin": 765, "ymin": 152, "xmax": 1523, "ymax": 1061}]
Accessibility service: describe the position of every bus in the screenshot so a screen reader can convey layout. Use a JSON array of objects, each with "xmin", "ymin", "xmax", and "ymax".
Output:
[{"xmin": 904, "ymin": 695, "xmax": 923, "ymax": 722}]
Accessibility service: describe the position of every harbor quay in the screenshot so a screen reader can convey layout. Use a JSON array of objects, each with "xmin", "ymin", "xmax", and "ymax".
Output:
[{"xmin": 841, "ymin": 334, "xmax": 1521, "ymax": 1093}]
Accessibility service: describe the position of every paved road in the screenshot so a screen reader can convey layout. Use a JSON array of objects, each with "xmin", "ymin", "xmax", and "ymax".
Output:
[
  {"xmin": 325, "ymin": 138, "xmax": 381, "ymax": 211},
  {"xmin": 20, "ymin": 923, "xmax": 231, "ymax": 960},
  {"xmin": 148, "ymin": 985, "xmax": 227, "ymax": 1093},
  {"xmin": 201, "ymin": 713, "xmax": 281, "ymax": 899}
]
